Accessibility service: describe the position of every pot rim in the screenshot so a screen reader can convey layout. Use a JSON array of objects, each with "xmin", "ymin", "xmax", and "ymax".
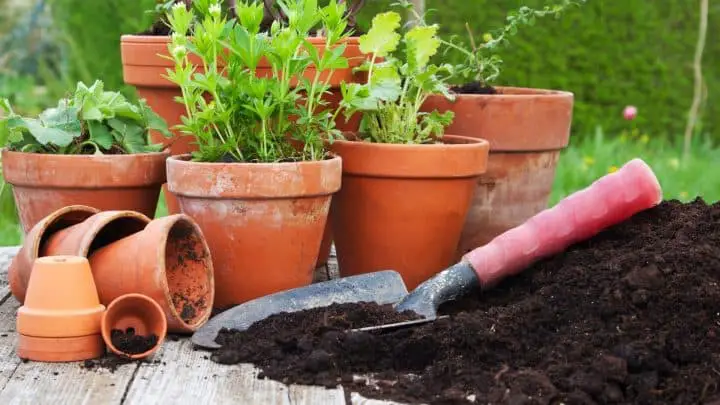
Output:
[
  {"xmin": 445, "ymin": 85, "xmax": 574, "ymax": 98},
  {"xmin": 102, "ymin": 292, "xmax": 167, "ymax": 359},
  {"xmin": 1, "ymin": 148, "xmax": 169, "ymax": 188},
  {"xmin": 120, "ymin": 34, "xmax": 362, "ymax": 43},
  {"xmin": 166, "ymin": 152, "xmax": 341, "ymax": 166},
  {"xmin": 329, "ymin": 134, "xmax": 490, "ymax": 178},
  {"xmin": 151, "ymin": 214, "xmax": 215, "ymax": 330}
]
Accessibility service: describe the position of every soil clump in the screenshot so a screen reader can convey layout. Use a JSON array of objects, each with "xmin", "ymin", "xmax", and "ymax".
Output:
[
  {"xmin": 111, "ymin": 328, "xmax": 159, "ymax": 356},
  {"xmin": 211, "ymin": 198, "xmax": 720, "ymax": 404}
]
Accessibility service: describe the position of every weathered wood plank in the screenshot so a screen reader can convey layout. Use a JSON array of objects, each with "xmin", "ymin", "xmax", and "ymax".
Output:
[
  {"xmin": 123, "ymin": 338, "xmax": 299, "ymax": 405},
  {"xmin": 0, "ymin": 333, "xmax": 22, "ymax": 394},
  {"xmin": 0, "ymin": 334, "xmax": 137, "ymax": 405},
  {"xmin": 0, "ymin": 296, "xmax": 19, "ymax": 333},
  {"xmin": 0, "ymin": 247, "xmax": 19, "ymax": 276},
  {"xmin": 288, "ymin": 384, "xmax": 346, "ymax": 405}
]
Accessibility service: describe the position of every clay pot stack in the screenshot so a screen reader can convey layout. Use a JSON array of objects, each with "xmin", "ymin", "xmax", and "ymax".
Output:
[{"xmin": 9, "ymin": 206, "xmax": 215, "ymax": 362}]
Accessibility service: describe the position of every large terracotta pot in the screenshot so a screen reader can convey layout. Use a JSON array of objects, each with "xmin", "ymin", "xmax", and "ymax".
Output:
[
  {"xmin": 1, "ymin": 149, "xmax": 168, "ymax": 234},
  {"xmin": 166, "ymin": 154, "xmax": 342, "ymax": 310},
  {"xmin": 421, "ymin": 87, "xmax": 574, "ymax": 258},
  {"xmin": 120, "ymin": 35, "xmax": 366, "ymax": 217},
  {"xmin": 329, "ymin": 135, "xmax": 490, "ymax": 290}
]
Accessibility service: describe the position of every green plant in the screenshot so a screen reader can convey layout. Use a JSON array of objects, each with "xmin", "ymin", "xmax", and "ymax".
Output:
[
  {"xmin": 338, "ymin": 10, "xmax": 454, "ymax": 144},
  {"xmin": 0, "ymin": 79, "xmax": 171, "ymax": 154},
  {"xmin": 164, "ymin": 0, "xmax": 352, "ymax": 163},
  {"xmin": 395, "ymin": 0, "xmax": 585, "ymax": 88}
]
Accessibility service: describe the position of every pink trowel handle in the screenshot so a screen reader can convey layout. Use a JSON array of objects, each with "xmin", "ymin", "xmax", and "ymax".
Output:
[{"xmin": 464, "ymin": 158, "xmax": 663, "ymax": 289}]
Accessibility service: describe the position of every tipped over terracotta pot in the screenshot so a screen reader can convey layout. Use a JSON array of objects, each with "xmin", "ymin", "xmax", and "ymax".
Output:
[
  {"xmin": 88, "ymin": 214, "xmax": 214, "ymax": 333},
  {"xmin": 329, "ymin": 134, "xmax": 490, "ymax": 290},
  {"xmin": 101, "ymin": 293, "xmax": 167, "ymax": 360},
  {"xmin": 1, "ymin": 149, "xmax": 168, "ymax": 234},
  {"xmin": 16, "ymin": 256, "xmax": 105, "ymax": 362},
  {"xmin": 166, "ymin": 154, "xmax": 342, "ymax": 310},
  {"xmin": 421, "ymin": 86, "xmax": 574, "ymax": 258},
  {"xmin": 8, "ymin": 205, "xmax": 100, "ymax": 303},
  {"xmin": 10, "ymin": 210, "xmax": 150, "ymax": 304}
]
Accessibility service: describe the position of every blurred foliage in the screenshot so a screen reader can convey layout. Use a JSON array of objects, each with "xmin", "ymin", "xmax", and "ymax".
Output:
[{"xmin": 356, "ymin": 0, "xmax": 719, "ymax": 140}]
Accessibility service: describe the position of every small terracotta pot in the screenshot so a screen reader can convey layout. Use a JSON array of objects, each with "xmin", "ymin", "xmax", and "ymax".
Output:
[
  {"xmin": 16, "ymin": 256, "xmax": 105, "ymax": 362},
  {"xmin": 101, "ymin": 293, "xmax": 167, "ymax": 360},
  {"xmin": 88, "ymin": 214, "xmax": 214, "ymax": 333},
  {"xmin": 166, "ymin": 154, "xmax": 342, "ymax": 309},
  {"xmin": 421, "ymin": 87, "xmax": 574, "ymax": 258},
  {"xmin": 8, "ymin": 205, "xmax": 100, "ymax": 304},
  {"xmin": 121, "ymin": 35, "xmax": 367, "ymax": 215},
  {"xmin": 1, "ymin": 149, "xmax": 168, "ymax": 234},
  {"xmin": 329, "ymin": 135, "xmax": 490, "ymax": 290}
]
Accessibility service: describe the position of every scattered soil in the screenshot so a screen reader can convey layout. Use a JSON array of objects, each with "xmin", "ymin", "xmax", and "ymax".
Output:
[
  {"xmin": 111, "ymin": 328, "xmax": 159, "ymax": 356},
  {"xmin": 452, "ymin": 81, "xmax": 498, "ymax": 95},
  {"xmin": 81, "ymin": 355, "xmax": 136, "ymax": 373},
  {"xmin": 210, "ymin": 198, "xmax": 720, "ymax": 404}
]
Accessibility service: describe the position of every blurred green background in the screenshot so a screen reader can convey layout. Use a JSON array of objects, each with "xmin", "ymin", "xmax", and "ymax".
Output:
[{"xmin": 0, "ymin": 0, "xmax": 718, "ymax": 246}]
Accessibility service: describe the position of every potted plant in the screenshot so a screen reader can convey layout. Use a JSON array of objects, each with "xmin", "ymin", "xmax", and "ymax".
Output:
[
  {"xmin": 419, "ymin": 0, "xmax": 584, "ymax": 259},
  {"xmin": 163, "ymin": 0, "xmax": 344, "ymax": 309},
  {"xmin": 0, "ymin": 79, "xmax": 171, "ymax": 234},
  {"xmin": 120, "ymin": 0, "xmax": 369, "ymax": 217},
  {"xmin": 328, "ymin": 11, "xmax": 490, "ymax": 290}
]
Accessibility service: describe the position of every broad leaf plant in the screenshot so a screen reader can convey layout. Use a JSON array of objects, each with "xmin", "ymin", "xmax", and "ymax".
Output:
[
  {"xmin": 0, "ymin": 80, "xmax": 171, "ymax": 154},
  {"xmin": 164, "ymin": 0, "xmax": 352, "ymax": 163},
  {"xmin": 338, "ymin": 11, "xmax": 454, "ymax": 144}
]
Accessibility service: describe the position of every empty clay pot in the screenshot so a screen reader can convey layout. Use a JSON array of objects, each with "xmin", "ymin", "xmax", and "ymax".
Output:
[
  {"xmin": 1, "ymin": 149, "xmax": 168, "ymax": 234},
  {"xmin": 8, "ymin": 205, "xmax": 100, "ymax": 304},
  {"xmin": 88, "ymin": 214, "xmax": 214, "ymax": 333},
  {"xmin": 329, "ymin": 134, "xmax": 489, "ymax": 290},
  {"xmin": 166, "ymin": 154, "xmax": 342, "ymax": 310},
  {"xmin": 101, "ymin": 293, "xmax": 167, "ymax": 360},
  {"xmin": 421, "ymin": 87, "xmax": 574, "ymax": 259},
  {"xmin": 40, "ymin": 210, "xmax": 151, "ymax": 258},
  {"xmin": 16, "ymin": 256, "xmax": 105, "ymax": 362}
]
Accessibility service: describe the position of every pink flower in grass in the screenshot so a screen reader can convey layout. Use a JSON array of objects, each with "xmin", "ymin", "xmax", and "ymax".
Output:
[{"xmin": 623, "ymin": 106, "xmax": 637, "ymax": 121}]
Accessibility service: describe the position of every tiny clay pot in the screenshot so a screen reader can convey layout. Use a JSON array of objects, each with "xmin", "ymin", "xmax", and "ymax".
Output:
[
  {"xmin": 16, "ymin": 256, "xmax": 106, "ymax": 362},
  {"xmin": 8, "ymin": 205, "xmax": 100, "ymax": 304},
  {"xmin": 88, "ymin": 214, "xmax": 214, "ymax": 333},
  {"xmin": 101, "ymin": 293, "xmax": 167, "ymax": 360}
]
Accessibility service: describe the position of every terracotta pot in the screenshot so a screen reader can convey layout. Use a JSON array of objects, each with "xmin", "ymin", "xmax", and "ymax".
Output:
[
  {"xmin": 329, "ymin": 135, "xmax": 490, "ymax": 290},
  {"xmin": 88, "ymin": 214, "xmax": 214, "ymax": 333},
  {"xmin": 40, "ymin": 210, "xmax": 150, "ymax": 259},
  {"xmin": 8, "ymin": 205, "xmax": 100, "ymax": 304},
  {"xmin": 101, "ymin": 293, "xmax": 167, "ymax": 360},
  {"xmin": 121, "ymin": 35, "xmax": 366, "ymax": 215},
  {"xmin": 1, "ymin": 149, "xmax": 168, "ymax": 234},
  {"xmin": 421, "ymin": 87, "xmax": 574, "ymax": 258},
  {"xmin": 166, "ymin": 154, "xmax": 342, "ymax": 309},
  {"xmin": 16, "ymin": 256, "xmax": 105, "ymax": 362}
]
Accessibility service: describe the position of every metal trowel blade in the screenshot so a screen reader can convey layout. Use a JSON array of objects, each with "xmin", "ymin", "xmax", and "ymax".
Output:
[{"xmin": 191, "ymin": 270, "xmax": 409, "ymax": 349}]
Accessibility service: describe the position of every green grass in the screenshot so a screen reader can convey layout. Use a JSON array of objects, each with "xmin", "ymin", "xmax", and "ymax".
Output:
[{"xmin": 1, "ymin": 129, "xmax": 718, "ymax": 247}]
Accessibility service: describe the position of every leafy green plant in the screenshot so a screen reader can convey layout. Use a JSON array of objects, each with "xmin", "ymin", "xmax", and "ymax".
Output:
[
  {"xmin": 395, "ymin": 0, "xmax": 585, "ymax": 88},
  {"xmin": 164, "ymin": 0, "xmax": 352, "ymax": 163},
  {"xmin": 0, "ymin": 79, "xmax": 171, "ymax": 154},
  {"xmin": 338, "ymin": 11, "xmax": 454, "ymax": 144}
]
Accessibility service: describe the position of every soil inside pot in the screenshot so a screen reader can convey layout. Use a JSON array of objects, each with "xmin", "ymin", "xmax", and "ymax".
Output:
[
  {"xmin": 111, "ymin": 328, "xmax": 159, "ymax": 356},
  {"xmin": 451, "ymin": 80, "xmax": 498, "ymax": 95},
  {"xmin": 209, "ymin": 198, "xmax": 720, "ymax": 405}
]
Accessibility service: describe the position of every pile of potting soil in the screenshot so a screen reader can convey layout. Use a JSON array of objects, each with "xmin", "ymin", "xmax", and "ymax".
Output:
[
  {"xmin": 111, "ymin": 328, "xmax": 159, "ymax": 356},
  {"xmin": 210, "ymin": 198, "xmax": 720, "ymax": 405}
]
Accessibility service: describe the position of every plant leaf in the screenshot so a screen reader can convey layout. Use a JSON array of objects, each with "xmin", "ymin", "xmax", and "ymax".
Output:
[
  {"xmin": 359, "ymin": 12, "xmax": 401, "ymax": 57},
  {"xmin": 87, "ymin": 121, "xmax": 113, "ymax": 150},
  {"xmin": 405, "ymin": 25, "xmax": 441, "ymax": 72},
  {"xmin": 24, "ymin": 118, "xmax": 77, "ymax": 147}
]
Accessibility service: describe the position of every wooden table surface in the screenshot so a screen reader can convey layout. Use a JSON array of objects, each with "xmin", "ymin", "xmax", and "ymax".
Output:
[{"xmin": 0, "ymin": 246, "xmax": 406, "ymax": 405}]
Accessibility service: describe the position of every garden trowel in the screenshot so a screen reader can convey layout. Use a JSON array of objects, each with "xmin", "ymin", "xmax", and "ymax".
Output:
[{"xmin": 192, "ymin": 158, "xmax": 663, "ymax": 349}]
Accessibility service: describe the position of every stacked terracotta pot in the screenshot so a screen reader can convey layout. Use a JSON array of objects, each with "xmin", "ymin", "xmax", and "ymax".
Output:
[{"xmin": 9, "ymin": 206, "xmax": 215, "ymax": 361}]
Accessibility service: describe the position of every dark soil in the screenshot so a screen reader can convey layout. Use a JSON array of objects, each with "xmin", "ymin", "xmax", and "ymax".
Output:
[
  {"xmin": 210, "ymin": 198, "xmax": 720, "ymax": 404},
  {"xmin": 81, "ymin": 355, "xmax": 135, "ymax": 373},
  {"xmin": 111, "ymin": 328, "xmax": 159, "ymax": 356},
  {"xmin": 452, "ymin": 81, "xmax": 498, "ymax": 95}
]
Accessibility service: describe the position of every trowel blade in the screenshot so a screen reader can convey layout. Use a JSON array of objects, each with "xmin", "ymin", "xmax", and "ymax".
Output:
[{"xmin": 191, "ymin": 270, "xmax": 409, "ymax": 349}]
